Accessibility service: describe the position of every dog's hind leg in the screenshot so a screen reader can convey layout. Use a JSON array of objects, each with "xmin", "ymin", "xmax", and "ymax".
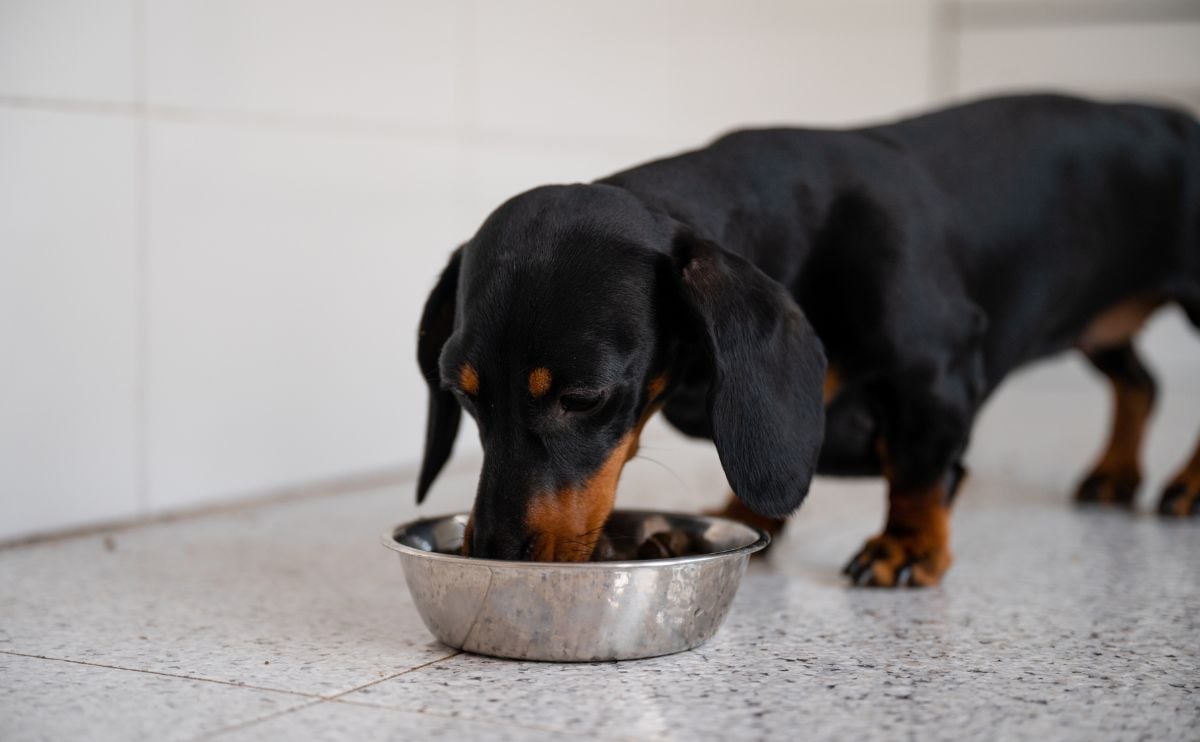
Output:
[
  {"xmin": 1075, "ymin": 343, "xmax": 1157, "ymax": 508},
  {"xmin": 1160, "ymin": 446, "xmax": 1200, "ymax": 516},
  {"xmin": 1158, "ymin": 298, "xmax": 1200, "ymax": 516}
]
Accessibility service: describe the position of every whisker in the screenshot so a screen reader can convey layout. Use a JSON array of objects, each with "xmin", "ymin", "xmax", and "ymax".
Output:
[{"xmin": 630, "ymin": 454, "xmax": 689, "ymax": 491}]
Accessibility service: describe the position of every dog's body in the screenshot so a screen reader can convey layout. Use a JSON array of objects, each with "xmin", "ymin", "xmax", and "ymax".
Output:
[{"xmin": 418, "ymin": 94, "xmax": 1200, "ymax": 586}]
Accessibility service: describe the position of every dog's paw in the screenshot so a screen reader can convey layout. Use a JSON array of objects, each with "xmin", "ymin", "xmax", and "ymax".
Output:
[
  {"xmin": 843, "ymin": 533, "xmax": 951, "ymax": 588},
  {"xmin": 1074, "ymin": 469, "xmax": 1140, "ymax": 508},
  {"xmin": 1157, "ymin": 479, "xmax": 1200, "ymax": 517}
]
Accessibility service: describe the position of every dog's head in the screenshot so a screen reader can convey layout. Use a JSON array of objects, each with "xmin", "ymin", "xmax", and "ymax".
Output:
[{"xmin": 416, "ymin": 184, "xmax": 825, "ymax": 560}]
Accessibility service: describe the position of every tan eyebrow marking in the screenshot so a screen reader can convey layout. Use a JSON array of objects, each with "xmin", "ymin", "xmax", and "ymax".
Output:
[
  {"xmin": 459, "ymin": 363, "xmax": 479, "ymax": 395},
  {"xmin": 528, "ymin": 367, "xmax": 552, "ymax": 398}
]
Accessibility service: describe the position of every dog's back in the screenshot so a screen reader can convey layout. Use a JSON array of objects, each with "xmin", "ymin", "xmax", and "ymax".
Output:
[
  {"xmin": 605, "ymin": 94, "xmax": 1200, "ymax": 384},
  {"xmin": 878, "ymin": 95, "xmax": 1200, "ymax": 358}
]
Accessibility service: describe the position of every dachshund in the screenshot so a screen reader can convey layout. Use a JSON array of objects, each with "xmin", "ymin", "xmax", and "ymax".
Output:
[{"xmin": 415, "ymin": 94, "xmax": 1200, "ymax": 587}]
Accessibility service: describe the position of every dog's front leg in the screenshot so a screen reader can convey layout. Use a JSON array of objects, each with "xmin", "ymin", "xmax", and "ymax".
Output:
[
  {"xmin": 843, "ymin": 363, "xmax": 978, "ymax": 588},
  {"xmin": 844, "ymin": 462, "xmax": 965, "ymax": 587}
]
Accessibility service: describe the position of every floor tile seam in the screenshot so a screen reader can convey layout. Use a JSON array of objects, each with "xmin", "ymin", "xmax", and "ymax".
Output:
[
  {"xmin": 320, "ymin": 650, "xmax": 464, "ymax": 701},
  {"xmin": 323, "ymin": 650, "xmax": 652, "ymax": 742},
  {"xmin": 194, "ymin": 651, "xmax": 465, "ymax": 739},
  {"xmin": 0, "ymin": 649, "xmax": 321, "ymax": 698},
  {"xmin": 187, "ymin": 698, "xmax": 326, "ymax": 742},
  {"xmin": 328, "ymin": 695, "xmax": 636, "ymax": 740}
]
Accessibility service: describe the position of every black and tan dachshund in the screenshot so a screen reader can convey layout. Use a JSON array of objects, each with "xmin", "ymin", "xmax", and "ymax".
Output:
[{"xmin": 416, "ymin": 94, "xmax": 1200, "ymax": 587}]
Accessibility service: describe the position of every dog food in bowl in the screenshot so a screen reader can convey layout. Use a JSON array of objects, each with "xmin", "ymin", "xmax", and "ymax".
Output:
[{"xmin": 433, "ymin": 529, "xmax": 706, "ymax": 560}]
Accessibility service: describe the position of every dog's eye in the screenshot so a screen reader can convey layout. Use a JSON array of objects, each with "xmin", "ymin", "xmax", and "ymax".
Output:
[{"xmin": 559, "ymin": 391, "xmax": 605, "ymax": 414}]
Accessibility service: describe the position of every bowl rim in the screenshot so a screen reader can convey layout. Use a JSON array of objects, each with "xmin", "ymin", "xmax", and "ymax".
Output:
[{"xmin": 380, "ymin": 508, "xmax": 770, "ymax": 569}]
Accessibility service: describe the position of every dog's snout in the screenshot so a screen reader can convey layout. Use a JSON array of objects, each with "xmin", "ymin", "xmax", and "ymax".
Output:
[{"xmin": 469, "ymin": 526, "xmax": 533, "ymax": 561}]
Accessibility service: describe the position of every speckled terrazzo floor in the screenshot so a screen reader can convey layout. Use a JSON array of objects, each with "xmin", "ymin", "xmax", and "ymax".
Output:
[{"xmin": 3, "ymin": 363, "xmax": 1199, "ymax": 741}]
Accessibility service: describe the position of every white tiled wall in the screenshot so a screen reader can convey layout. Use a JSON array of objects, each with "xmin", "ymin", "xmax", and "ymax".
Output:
[
  {"xmin": 958, "ymin": 21, "xmax": 1200, "ymax": 98},
  {"xmin": 144, "ymin": 1, "xmax": 462, "ymax": 127},
  {"xmin": 146, "ymin": 121, "xmax": 466, "ymax": 508},
  {"xmin": 0, "ymin": 107, "xmax": 140, "ymax": 532},
  {"xmin": 0, "ymin": 0, "xmax": 138, "ymax": 103},
  {"xmin": 1, "ymin": 0, "xmax": 1198, "ymax": 540},
  {"xmin": 471, "ymin": 1, "xmax": 939, "ymax": 144}
]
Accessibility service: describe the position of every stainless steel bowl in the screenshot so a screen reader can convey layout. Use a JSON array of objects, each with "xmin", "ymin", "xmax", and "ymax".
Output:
[{"xmin": 382, "ymin": 510, "xmax": 769, "ymax": 662}]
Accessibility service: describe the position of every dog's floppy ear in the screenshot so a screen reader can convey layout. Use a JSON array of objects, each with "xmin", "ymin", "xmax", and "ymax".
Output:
[
  {"xmin": 416, "ymin": 248, "xmax": 463, "ymax": 504},
  {"xmin": 671, "ymin": 230, "xmax": 826, "ymax": 517}
]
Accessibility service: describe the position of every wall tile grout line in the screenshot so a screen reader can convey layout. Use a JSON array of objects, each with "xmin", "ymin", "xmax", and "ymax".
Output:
[
  {"xmin": 0, "ymin": 94, "xmax": 138, "ymax": 116},
  {"xmin": 959, "ymin": 0, "xmax": 1200, "ymax": 30},
  {"xmin": 133, "ymin": 0, "xmax": 150, "ymax": 516},
  {"xmin": 0, "ymin": 439, "xmax": 490, "ymax": 550},
  {"xmin": 930, "ymin": 0, "xmax": 962, "ymax": 102},
  {"xmin": 453, "ymin": 0, "xmax": 479, "ymax": 139},
  {"xmin": 0, "ymin": 94, "xmax": 687, "ymax": 158},
  {"xmin": 453, "ymin": 0, "xmax": 480, "ymax": 212},
  {"xmin": 5, "ymin": 83, "xmax": 1199, "ymax": 159}
]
